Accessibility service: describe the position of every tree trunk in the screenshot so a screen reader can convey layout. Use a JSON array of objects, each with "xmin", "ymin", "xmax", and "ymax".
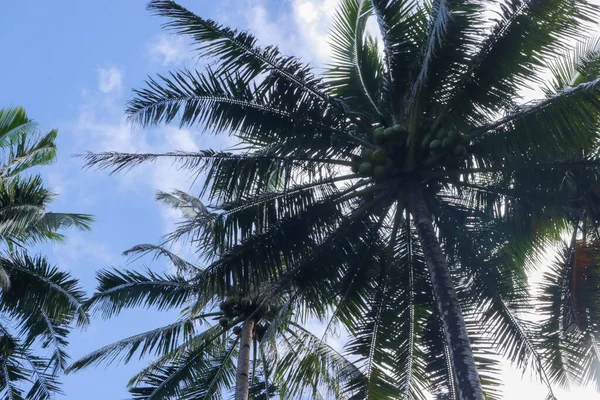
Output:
[
  {"xmin": 408, "ymin": 189, "xmax": 484, "ymax": 400},
  {"xmin": 234, "ymin": 318, "xmax": 255, "ymax": 400}
]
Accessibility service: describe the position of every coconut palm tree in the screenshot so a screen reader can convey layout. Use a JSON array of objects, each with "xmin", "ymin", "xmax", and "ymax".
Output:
[
  {"xmin": 68, "ymin": 189, "xmax": 365, "ymax": 400},
  {"xmin": 0, "ymin": 106, "xmax": 92, "ymax": 398},
  {"xmin": 84, "ymin": 0, "xmax": 600, "ymax": 398}
]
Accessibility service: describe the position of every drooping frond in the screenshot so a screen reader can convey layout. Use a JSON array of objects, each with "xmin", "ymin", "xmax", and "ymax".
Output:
[
  {"xmin": 67, "ymin": 319, "xmax": 199, "ymax": 372},
  {"xmin": 124, "ymin": 244, "xmax": 200, "ymax": 274},
  {"xmin": 126, "ymin": 327, "xmax": 232, "ymax": 400},
  {"xmin": 86, "ymin": 268, "xmax": 197, "ymax": 319}
]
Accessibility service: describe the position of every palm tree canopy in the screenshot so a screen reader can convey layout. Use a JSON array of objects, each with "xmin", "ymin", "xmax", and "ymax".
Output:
[
  {"xmin": 0, "ymin": 106, "xmax": 92, "ymax": 399},
  {"xmin": 69, "ymin": 189, "xmax": 366, "ymax": 399},
  {"xmin": 84, "ymin": 0, "xmax": 600, "ymax": 397}
]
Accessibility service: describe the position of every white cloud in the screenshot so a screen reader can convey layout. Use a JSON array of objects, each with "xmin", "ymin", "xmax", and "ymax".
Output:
[
  {"xmin": 97, "ymin": 67, "xmax": 124, "ymax": 94},
  {"xmin": 292, "ymin": 0, "xmax": 338, "ymax": 63},
  {"xmin": 147, "ymin": 35, "xmax": 190, "ymax": 66}
]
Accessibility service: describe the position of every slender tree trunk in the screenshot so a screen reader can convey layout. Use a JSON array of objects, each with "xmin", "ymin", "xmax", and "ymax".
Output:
[
  {"xmin": 235, "ymin": 318, "xmax": 255, "ymax": 400},
  {"xmin": 407, "ymin": 189, "xmax": 484, "ymax": 400}
]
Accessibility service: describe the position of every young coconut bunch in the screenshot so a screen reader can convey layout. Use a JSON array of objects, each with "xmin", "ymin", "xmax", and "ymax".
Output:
[
  {"xmin": 67, "ymin": 190, "xmax": 365, "ymax": 400},
  {"xmin": 83, "ymin": 0, "xmax": 600, "ymax": 398}
]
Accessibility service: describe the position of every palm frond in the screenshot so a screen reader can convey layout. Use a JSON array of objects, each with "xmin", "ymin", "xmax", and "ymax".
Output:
[
  {"xmin": 67, "ymin": 318, "xmax": 199, "ymax": 373},
  {"xmin": 124, "ymin": 244, "xmax": 200, "ymax": 274},
  {"xmin": 147, "ymin": 0, "xmax": 333, "ymax": 105},
  {"xmin": 86, "ymin": 268, "xmax": 197, "ymax": 319},
  {"xmin": 326, "ymin": 0, "xmax": 385, "ymax": 118}
]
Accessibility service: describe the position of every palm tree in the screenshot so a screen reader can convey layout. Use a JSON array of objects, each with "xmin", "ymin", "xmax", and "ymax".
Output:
[
  {"xmin": 0, "ymin": 106, "xmax": 92, "ymax": 398},
  {"xmin": 84, "ymin": 0, "xmax": 600, "ymax": 397},
  {"xmin": 68, "ymin": 189, "xmax": 364, "ymax": 400}
]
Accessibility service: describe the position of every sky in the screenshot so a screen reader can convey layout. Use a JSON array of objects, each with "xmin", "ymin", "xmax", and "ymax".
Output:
[{"xmin": 0, "ymin": 0, "xmax": 598, "ymax": 399}]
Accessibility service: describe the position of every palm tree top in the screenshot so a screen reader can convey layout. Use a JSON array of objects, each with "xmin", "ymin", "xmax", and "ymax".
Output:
[{"xmin": 83, "ymin": 0, "xmax": 600, "ymax": 398}]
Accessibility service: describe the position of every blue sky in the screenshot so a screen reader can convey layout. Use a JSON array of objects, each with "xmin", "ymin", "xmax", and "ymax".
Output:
[
  {"xmin": 0, "ymin": 1, "xmax": 337, "ymax": 398},
  {"xmin": 0, "ymin": 0, "xmax": 599, "ymax": 399}
]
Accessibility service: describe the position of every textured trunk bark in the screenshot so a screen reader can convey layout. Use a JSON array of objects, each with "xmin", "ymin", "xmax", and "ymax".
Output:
[
  {"xmin": 408, "ymin": 189, "xmax": 484, "ymax": 400},
  {"xmin": 234, "ymin": 318, "xmax": 255, "ymax": 400}
]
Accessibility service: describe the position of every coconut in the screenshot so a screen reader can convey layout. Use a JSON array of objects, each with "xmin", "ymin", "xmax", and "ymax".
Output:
[
  {"xmin": 224, "ymin": 297, "xmax": 236, "ymax": 307},
  {"xmin": 351, "ymin": 164, "xmax": 360, "ymax": 173},
  {"xmin": 392, "ymin": 124, "xmax": 404, "ymax": 132},
  {"xmin": 351, "ymin": 155, "xmax": 362, "ymax": 163},
  {"xmin": 448, "ymin": 130, "xmax": 458, "ymax": 140},
  {"xmin": 429, "ymin": 140, "xmax": 442, "ymax": 150},
  {"xmin": 437, "ymin": 129, "xmax": 447, "ymax": 139},
  {"xmin": 240, "ymin": 297, "xmax": 252, "ymax": 308},
  {"xmin": 218, "ymin": 317, "xmax": 230, "ymax": 328},
  {"xmin": 371, "ymin": 149, "xmax": 387, "ymax": 165},
  {"xmin": 373, "ymin": 165, "xmax": 387, "ymax": 180},
  {"xmin": 383, "ymin": 127, "xmax": 394, "ymax": 140},
  {"xmin": 361, "ymin": 149, "xmax": 374, "ymax": 161},
  {"xmin": 359, "ymin": 162, "xmax": 374, "ymax": 175},
  {"xmin": 232, "ymin": 325, "xmax": 242, "ymax": 336},
  {"xmin": 453, "ymin": 144, "xmax": 467, "ymax": 157},
  {"xmin": 442, "ymin": 138, "xmax": 452, "ymax": 148},
  {"xmin": 373, "ymin": 127, "xmax": 385, "ymax": 144}
]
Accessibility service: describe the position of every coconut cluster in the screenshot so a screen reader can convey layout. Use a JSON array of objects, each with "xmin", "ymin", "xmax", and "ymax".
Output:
[
  {"xmin": 351, "ymin": 124, "xmax": 407, "ymax": 181},
  {"xmin": 350, "ymin": 124, "xmax": 470, "ymax": 178},
  {"xmin": 426, "ymin": 128, "xmax": 469, "ymax": 160},
  {"xmin": 218, "ymin": 297, "xmax": 272, "ymax": 340}
]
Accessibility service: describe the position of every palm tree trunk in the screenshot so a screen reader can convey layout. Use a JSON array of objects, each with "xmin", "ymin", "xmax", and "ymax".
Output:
[
  {"xmin": 408, "ymin": 189, "xmax": 484, "ymax": 400},
  {"xmin": 234, "ymin": 318, "xmax": 255, "ymax": 400}
]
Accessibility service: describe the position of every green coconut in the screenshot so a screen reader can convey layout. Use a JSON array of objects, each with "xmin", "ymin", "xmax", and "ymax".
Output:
[
  {"xmin": 442, "ymin": 138, "xmax": 452, "ymax": 148},
  {"xmin": 453, "ymin": 144, "xmax": 467, "ymax": 157},
  {"xmin": 361, "ymin": 148, "xmax": 374, "ymax": 161},
  {"xmin": 448, "ymin": 130, "xmax": 458, "ymax": 140},
  {"xmin": 437, "ymin": 129, "xmax": 447, "ymax": 139},
  {"xmin": 240, "ymin": 298, "xmax": 252, "ymax": 308},
  {"xmin": 392, "ymin": 124, "xmax": 404, "ymax": 132},
  {"xmin": 371, "ymin": 149, "xmax": 387, "ymax": 165},
  {"xmin": 232, "ymin": 325, "xmax": 242, "ymax": 336},
  {"xmin": 224, "ymin": 297, "xmax": 237, "ymax": 307},
  {"xmin": 429, "ymin": 139, "xmax": 442, "ymax": 150},
  {"xmin": 383, "ymin": 127, "xmax": 394, "ymax": 140},
  {"xmin": 359, "ymin": 162, "xmax": 374, "ymax": 175},
  {"xmin": 351, "ymin": 164, "xmax": 360, "ymax": 173},
  {"xmin": 373, "ymin": 127, "xmax": 385, "ymax": 144},
  {"xmin": 218, "ymin": 317, "xmax": 230, "ymax": 328},
  {"xmin": 373, "ymin": 165, "xmax": 387, "ymax": 180}
]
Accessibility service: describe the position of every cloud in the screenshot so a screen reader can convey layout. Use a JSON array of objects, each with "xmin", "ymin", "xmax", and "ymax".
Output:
[
  {"xmin": 147, "ymin": 34, "xmax": 190, "ymax": 66},
  {"xmin": 243, "ymin": 1, "xmax": 334, "ymax": 66},
  {"xmin": 291, "ymin": 0, "xmax": 338, "ymax": 63},
  {"xmin": 97, "ymin": 67, "xmax": 124, "ymax": 94}
]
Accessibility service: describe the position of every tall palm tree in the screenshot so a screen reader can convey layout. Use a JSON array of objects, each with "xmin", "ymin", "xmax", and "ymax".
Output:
[
  {"xmin": 85, "ymin": 0, "xmax": 600, "ymax": 397},
  {"xmin": 68, "ymin": 189, "xmax": 364, "ymax": 400},
  {"xmin": 0, "ymin": 106, "xmax": 92, "ymax": 398}
]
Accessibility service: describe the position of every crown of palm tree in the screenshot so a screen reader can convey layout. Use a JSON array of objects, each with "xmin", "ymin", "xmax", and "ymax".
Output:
[
  {"xmin": 68, "ymin": 189, "xmax": 366, "ymax": 400},
  {"xmin": 0, "ymin": 107, "xmax": 93, "ymax": 399},
  {"xmin": 85, "ymin": 0, "xmax": 600, "ymax": 398}
]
